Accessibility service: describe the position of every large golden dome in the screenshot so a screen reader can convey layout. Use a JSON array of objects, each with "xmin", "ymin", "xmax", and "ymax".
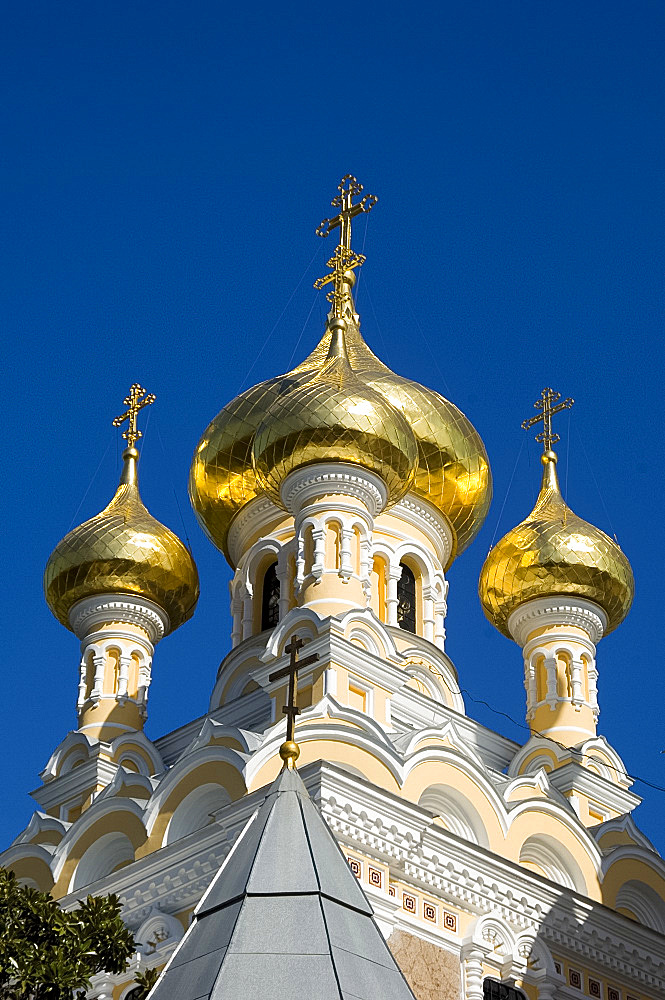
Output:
[
  {"xmin": 252, "ymin": 325, "xmax": 417, "ymax": 504},
  {"xmin": 479, "ymin": 450, "xmax": 633, "ymax": 638},
  {"xmin": 45, "ymin": 448, "xmax": 199, "ymax": 632},
  {"xmin": 190, "ymin": 315, "xmax": 491, "ymax": 566}
]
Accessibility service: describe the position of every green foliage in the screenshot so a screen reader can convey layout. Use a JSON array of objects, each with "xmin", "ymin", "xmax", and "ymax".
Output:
[{"xmin": 0, "ymin": 868, "xmax": 137, "ymax": 1000}]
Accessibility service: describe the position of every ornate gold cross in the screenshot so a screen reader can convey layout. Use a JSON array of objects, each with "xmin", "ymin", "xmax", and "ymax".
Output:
[
  {"xmin": 314, "ymin": 244, "xmax": 366, "ymax": 318},
  {"xmin": 269, "ymin": 634, "xmax": 319, "ymax": 767},
  {"xmin": 316, "ymin": 174, "xmax": 378, "ymax": 251},
  {"xmin": 522, "ymin": 387, "xmax": 574, "ymax": 452},
  {"xmin": 112, "ymin": 383, "xmax": 156, "ymax": 450}
]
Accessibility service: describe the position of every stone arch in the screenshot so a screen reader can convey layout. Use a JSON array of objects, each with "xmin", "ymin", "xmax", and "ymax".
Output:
[
  {"xmin": 70, "ymin": 831, "xmax": 135, "ymax": 891},
  {"xmin": 403, "ymin": 756, "xmax": 507, "ymax": 847},
  {"xmin": 614, "ymin": 879, "xmax": 665, "ymax": 934},
  {"xmin": 0, "ymin": 847, "xmax": 55, "ymax": 893},
  {"xmin": 518, "ymin": 833, "xmax": 587, "ymax": 892},
  {"xmin": 164, "ymin": 782, "xmax": 232, "ymax": 845},
  {"xmin": 507, "ymin": 803, "xmax": 602, "ymax": 898},
  {"xmin": 418, "ymin": 783, "xmax": 490, "ymax": 847},
  {"xmin": 143, "ymin": 751, "xmax": 247, "ymax": 847}
]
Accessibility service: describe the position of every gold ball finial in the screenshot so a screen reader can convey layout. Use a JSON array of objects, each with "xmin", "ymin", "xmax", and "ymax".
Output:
[
  {"xmin": 279, "ymin": 740, "xmax": 300, "ymax": 768},
  {"xmin": 542, "ymin": 449, "xmax": 557, "ymax": 465}
]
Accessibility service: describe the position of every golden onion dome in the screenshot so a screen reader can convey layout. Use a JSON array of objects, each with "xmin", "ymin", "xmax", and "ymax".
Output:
[
  {"xmin": 45, "ymin": 447, "xmax": 199, "ymax": 633},
  {"xmin": 189, "ymin": 313, "xmax": 491, "ymax": 566},
  {"xmin": 252, "ymin": 325, "xmax": 418, "ymax": 504},
  {"xmin": 479, "ymin": 450, "xmax": 634, "ymax": 638}
]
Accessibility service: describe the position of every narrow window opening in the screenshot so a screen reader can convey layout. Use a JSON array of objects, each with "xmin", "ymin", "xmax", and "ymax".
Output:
[
  {"xmin": 397, "ymin": 563, "xmax": 416, "ymax": 634},
  {"xmin": 483, "ymin": 979, "xmax": 527, "ymax": 1000},
  {"xmin": 261, "ymin": 562, "xmax": 280, "ymax": 631}
]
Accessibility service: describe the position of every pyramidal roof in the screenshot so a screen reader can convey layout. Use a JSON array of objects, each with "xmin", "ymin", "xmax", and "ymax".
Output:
[{"xmin": 148, "ymin": 766, "xmax": 416, "ymax": 1000}]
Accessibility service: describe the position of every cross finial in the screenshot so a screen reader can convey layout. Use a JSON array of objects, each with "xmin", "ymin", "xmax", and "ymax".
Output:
[
  {"xmin": 316, "ymin": 174, "xmax": 378, "ymax": 250},
  {"xmin": 313, "ymin": 244, "xmax": 366, "ymax": 319},
  {"xmin": 314, "ymin": 175, "xmax": 377, "ymax": 320},
  {"xmin": 112, "ymin": 383, "xmax": 156, "ymax": 450},
  {"xmin": 521, "ymin": 387, "xmax": 574, "ymax": 453},
  {"xmin": 268, "ymin": 634, "xmax": 319, "ymax": 769}
]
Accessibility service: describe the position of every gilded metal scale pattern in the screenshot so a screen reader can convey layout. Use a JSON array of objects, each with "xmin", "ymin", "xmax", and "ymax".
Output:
[
  {"xmin": 479, "ymin": 451, "xmax": 634, "ymax": 638},
  {"xmin": 252, "ymin": 326, "xmax": 417, "ymax": 505},
  {"xmin": 46, "ymin": 391, "xmax": 199, "ymax": 632},
  {"xmin": 189, "ymin": 176, "xmax": 492, "ymax": 566}
]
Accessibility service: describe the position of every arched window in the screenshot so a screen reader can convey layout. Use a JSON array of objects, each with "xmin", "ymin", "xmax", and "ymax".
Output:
[
  {"xmin": 261, "ymin": 562, "xmax": 280, "ymax": 631},
  {"xmin": 397, "ymin": 563, "xmax": 416, "ymax": 634}
]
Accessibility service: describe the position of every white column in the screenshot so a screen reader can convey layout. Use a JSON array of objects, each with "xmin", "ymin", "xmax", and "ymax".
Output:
[
  {"xmin": 463, "ymin": 948, "xmax": 485, "ymax": 1000},
  {"xmin": 386, "ymin": 564, "xmax": 402, "ymax": 626},
  {"xmin": 588, "ymin": 660, "xmax": 599, "ymax": 717},
  {"xmin": 117, "ymin": 654, "xmax": 131, "ymax": 699},
  {"xmin": 422, "ymin": 587, "xmax": 435, "ymax": 643},
  {"xmin": 525, "ymin": 656, "xmax": 537, "ymax": 720},
  {"xmin": 339, "ymin": 526, "xmax": 353, "ymax": 581},
  {"xmin": 91, "ymin": 654, "xmax": 105, "ymax": 701},
  {"xmin": 360, "ymin": 536, "xmax": 372, "ymax": 603},
  {"xmin": 312, "ymin": 525, "xmax": 326, "ymax": 581},
  {"xmin": 241, "ymin": 586, "xmax": 254, "ymax": 641},
  {"xmin": 77, "ymin": 659, "xmax": 87, "ymax": 708},
  {"xmin": 544, "ymin": 655, "xmax": 558, "ymax": 706},
  {"xmin": 571, "ymin": 657, "xmax": 584, "ymax": 706}
]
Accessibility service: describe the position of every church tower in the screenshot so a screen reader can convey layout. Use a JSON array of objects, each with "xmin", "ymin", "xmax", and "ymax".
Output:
[{"xmin": 44, "ymin": 385, "xmax": 199, "ymax": 741}]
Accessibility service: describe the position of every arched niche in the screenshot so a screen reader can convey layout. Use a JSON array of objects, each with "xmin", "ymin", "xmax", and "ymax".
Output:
[
  {"xmin": 419, "ymin": 783, "xmax": 490, "ymax": 847},
  {"xmin": 164, "ymin": 783, "xmax": 231, "ymax": 845},
  {"xmin": 518, "ymin": 833, "xmax": 586, "ymax": 893},
  {"xmin": 70, "ymin": 831, "xmax": 135, "ymax": 891},
  {"xmin": 615, "ymin": 879, "xmax": 665, "ymax": 935}
]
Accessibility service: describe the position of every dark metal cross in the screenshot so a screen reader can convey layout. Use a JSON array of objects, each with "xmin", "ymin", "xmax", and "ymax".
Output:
[
  {"xmin": 521, "ymin": 387, "xmax": 574, "ymax": 452},
  {"xmin": 268, "ymin": 634, "xmax": 319, "ymax": 745},
  {"xmin": 112, "ymin": 383, "xmax": 156, "ymax": 450},
  {"xmin": 316, "ymin": 174, "xmax": 378, "ymax": 251}
]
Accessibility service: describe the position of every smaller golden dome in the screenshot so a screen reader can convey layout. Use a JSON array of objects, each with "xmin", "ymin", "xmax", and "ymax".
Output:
[
  {"xmin": 252, "ymin": 325, "xmax": 418, "ymax": 505},
  {"xmin": 45, "ymin": 447, "xmax": 199, "ymax": 632},
  {"xmin": 479, "ymin": 450, "xmax": 634, "ymax": 638}
]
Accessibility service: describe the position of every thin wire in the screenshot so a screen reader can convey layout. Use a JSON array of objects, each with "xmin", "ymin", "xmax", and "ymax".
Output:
[
  {"xmin": 488, "ymin": 437, "xmax": 526, "ymax": 551},
  {"xmin": 408, "ymin": 304, "xmax": 453, "ymax": 396},
  {"xmin": 67, "ymin": 438, "xmax": 113, "ymax": 531},
  {"xmin": 153, "ymin": 418, "xmax": 193, "ymax": 551},
  {"xmin": 362, "ymin": 277, "xmax": 389, "ymax": 355},
  {"xmin": 354, "ymin": 213, "xmax": 370, "ymax": 300},
  {"xmin": 286, "ymin": 294, "xmax": 319, "ymax": 368},
  {"xmin": 565, "ymin": 408, "xmax": 571, "ymax": 498},
  {"xmin": 234, "ymin": 245, "xmax": 322, "ymax": 395},
  {"xmin": 575, "ymin": 426, "xmax": 619, "ymax": 543},
  {"xmin": 425, "ymin": 657, "xmax": 665, "ymax": 794}
]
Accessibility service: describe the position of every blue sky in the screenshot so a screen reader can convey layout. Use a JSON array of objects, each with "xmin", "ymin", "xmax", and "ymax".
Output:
[{"xmin": 2, "ymin": 1, "xmax": 664, "ymax": 852}]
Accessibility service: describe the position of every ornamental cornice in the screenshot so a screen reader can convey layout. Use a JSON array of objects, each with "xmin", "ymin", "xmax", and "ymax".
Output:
[
  {"xmin": 69, "ymin": 595, "xmax": 169, "ymax": 644},
  {"xmin": 227, "ymin": 495, "xmax": 286, "ymax": 568},
  {"xmin": 508, "ymin": 597, "xmax": 607, "ymax": 647},
  {"xmin": 280, "ymin": 463, "xmax": 388, "ymax": 517},
  {"xmin": 390, "ymin": 493, "xmax": 453, "ymax": 567}
]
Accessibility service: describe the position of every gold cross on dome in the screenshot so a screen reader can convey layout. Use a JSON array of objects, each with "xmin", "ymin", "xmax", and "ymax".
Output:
[
  {"xmin": 314, "ymin": 244, "xmax": 366, "ymax": 317},
  {"xmin": 269, "ymin": 634, "xmax": 319, "ymax": 767},
  {"xmin": 316, "ymin": 174, "xmax": 378, "ymax": 251},
  {"xmin": 522, "ymin": 387, "xmax": 574, "ymax": 452},
  {"xmin": 112, "ymin": 383, "xmax": 156, "ymax": 450}
]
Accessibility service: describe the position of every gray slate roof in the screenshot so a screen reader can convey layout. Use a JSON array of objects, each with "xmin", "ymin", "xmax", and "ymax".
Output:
[{"xmin": 148, "ymin": 766, "xmax": 416, "ymax": 1000}]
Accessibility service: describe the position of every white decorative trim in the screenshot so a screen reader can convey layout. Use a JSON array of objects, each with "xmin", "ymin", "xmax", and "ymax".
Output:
[
  {"xmin": 227, "ymin": 496, "xmax": 285, "ymax": 569},
  {"xmin": 280, "ymin": 463, "xmax": 388, "ymax": 517},
  {"xmin": 69, "ymin": 595, "xmax": 170, "ymax": 644},
  {"xmin": 390, "ymin": 494, "xmax": 453, "ymax": 568},
  {"xmin": 508, "ymin": 597, "xmax": 607, "ymax": 646}
]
